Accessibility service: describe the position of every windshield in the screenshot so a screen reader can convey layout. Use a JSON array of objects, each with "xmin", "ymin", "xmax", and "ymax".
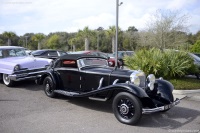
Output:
[
  {"xmin": 78, "ymin": 58, "xmax": 108, "ymax": 68},
  {"xmin": 58, "ymin": 51, "xmax": 67, "ymax": 56},
  {"xmin": 0, "ymin": 48, "xmax": 27, "ymax": 58},
  {"xmin": 31, "ymin": 50, "xmax": 46, "ymax": 55}
]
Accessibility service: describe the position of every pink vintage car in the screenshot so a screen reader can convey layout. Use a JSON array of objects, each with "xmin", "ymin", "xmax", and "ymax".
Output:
[{"xmin": 0, "ymin": 46, "xmax": 52, "ymax": 87}]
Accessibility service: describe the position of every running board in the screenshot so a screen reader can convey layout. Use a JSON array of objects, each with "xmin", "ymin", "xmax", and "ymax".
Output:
[
  {"xmin": 54, "ymin": 90, "xmax": 79, "ymax": 96},
  {"xmin": 89, "ymin": 97, "xmax": 108, "ymax": 101}
]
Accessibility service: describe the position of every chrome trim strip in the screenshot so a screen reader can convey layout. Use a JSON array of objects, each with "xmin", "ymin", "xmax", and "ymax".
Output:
[
  {"xmin": 142, "ymin": 98, "xmax": 180, "ymax": 114},
  {"xmin": 54, "ymin": 90, "xmax": 79, "ymax": 96},
  {"xmin": 89, "ymin": 97, "xmax": 108, "ymax": 101},
  {"xmin": 113, "ymin": 79, "xmax": 119, "ymax": 85},
  {"xmin": 97, "ymin": 77, "xmax": 104, "ymax": 89},
  {"xmin": 9, "ymin": 75, "xmax": 41, "ymax": 81},
  {"xmin": 8, "ymin": 70, "xmax": 46, "ymax": 81}
]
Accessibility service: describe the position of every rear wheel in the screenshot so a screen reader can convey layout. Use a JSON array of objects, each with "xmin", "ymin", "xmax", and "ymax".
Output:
[
  {"xmin": 112, "ymin": 92, "xmax": 142, "ymax": 125},
  {"xmin": 43, "ymin": 76, "xmax": 56, "ymax": 98},
  {"xmin": 3, "ymin": 74, "xmax": 14, "ymax": 87}
]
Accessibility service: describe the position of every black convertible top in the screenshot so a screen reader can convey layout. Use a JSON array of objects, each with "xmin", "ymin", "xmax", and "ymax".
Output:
[{"xmin": 59, "ymin": 54, "xmax": 107, "ymax": 60}]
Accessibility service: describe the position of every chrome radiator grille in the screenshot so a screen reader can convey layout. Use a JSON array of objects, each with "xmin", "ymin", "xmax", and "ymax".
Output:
[{"xmin": 139, "ymin": 75, "xmax": 146, "ymax": 87}]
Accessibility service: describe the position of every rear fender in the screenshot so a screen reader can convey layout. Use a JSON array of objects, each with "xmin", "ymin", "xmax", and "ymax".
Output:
[{"xmin": 36, "ymin": 71, "xmax": 57, "ymax": 87}]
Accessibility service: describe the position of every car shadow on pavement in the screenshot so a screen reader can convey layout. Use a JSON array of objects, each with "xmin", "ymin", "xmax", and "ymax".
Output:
[
  {"xmin": 138, "ymin": 106, "xmax": 200, "ymax": 129},
  {"xmin": 66, "ymin": 97, "xmax": 113, "ymax": 113},
  {"xmin": 63, "ymin": 97, "xmax": 200, "ymax": 128},
  {"xmin": 12, "ymin": 80, "xmax": 43, "ymax": 91}
]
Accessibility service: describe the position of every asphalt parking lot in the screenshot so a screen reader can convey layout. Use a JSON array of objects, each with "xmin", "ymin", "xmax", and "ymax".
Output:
[{"xmin": 0, "ymin": 80, "xmax": 200, "ymax": 133}]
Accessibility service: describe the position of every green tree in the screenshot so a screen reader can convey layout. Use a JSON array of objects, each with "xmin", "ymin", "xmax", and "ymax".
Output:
[
  {"xmin": 68, "ymin": 37, "xmax": 78, "ymax": 51},
  {"xmin": 77, "ymin": 26, "xmax": 93, "ymax": 50},
  {"xmin": 45, "ymin": 34, "xmax": 60, "ymax": 49},
  {"xmin": 31, "ymin": 33, "xmax": 45, "ymax": 50},
  {"xmin": 106, "ymin": 26, "xmax": 116, "ymax": 53},
  {"xmin": 122, "ymin": 26, "xmax": 138, "ymax": 50},
  {"xmin": 2, "ymin": 31, "xmax": 16, "ymax": 46},
  {"xmin": 0, "ymin": 39, "xmax": 4, "ymax": 46},
  {"xmin": 191, "ymin": 40, "xmax": 200, "ymax": 53}
]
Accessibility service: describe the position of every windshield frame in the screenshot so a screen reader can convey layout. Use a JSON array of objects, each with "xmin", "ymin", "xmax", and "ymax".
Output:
[{"xmin": 77, "ymin": 57, "xmax": 108, "ymax": 69}]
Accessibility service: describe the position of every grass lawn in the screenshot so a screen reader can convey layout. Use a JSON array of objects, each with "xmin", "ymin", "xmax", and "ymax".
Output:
[{"xmin": 169, "ymin": 77, "xmax": 200, "ymax": 90}]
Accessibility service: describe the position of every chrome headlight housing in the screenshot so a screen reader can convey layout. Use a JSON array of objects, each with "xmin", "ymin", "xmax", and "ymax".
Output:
[
  {"xmin": 130, "ymin": 75, "xmax": 140, "ymax": 86},
  {"xmin": 14, "ymin": 65, "xmax": 20, "ymax": 71},
  {"xmin": 147, "ymin": 74, "xmax": 155, "ymax": 83},
  {"xmin": 147, "ymin": 74, "xmax": 156, "ymax": 90}
]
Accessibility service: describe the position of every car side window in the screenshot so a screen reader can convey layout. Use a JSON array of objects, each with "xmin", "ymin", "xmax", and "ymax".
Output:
[
  {"xmin": 48, "ymin": 51, "xmax": 58, "ymax": 56},
  {"xmin": 9, "ymin": 50, "xmax": 16, "ymax": 56},
  {"xmin": 62, "ymin": 60, "xmax": 77, "ymax": 68}
]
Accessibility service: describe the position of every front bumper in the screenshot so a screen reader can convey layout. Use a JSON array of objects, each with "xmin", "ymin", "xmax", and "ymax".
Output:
[
  {"xmin": 142, "ymin": 98, "xmax": 180, "ymax": 114},
  {"xmin": 8, "ymin": 69, "xmax": 45, "ymax": 81}
]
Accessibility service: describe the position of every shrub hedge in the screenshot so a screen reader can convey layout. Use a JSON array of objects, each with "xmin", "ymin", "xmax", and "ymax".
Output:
[{"xmin": 124, "ymin": 48, "xmax": 199, "ymax": 79}]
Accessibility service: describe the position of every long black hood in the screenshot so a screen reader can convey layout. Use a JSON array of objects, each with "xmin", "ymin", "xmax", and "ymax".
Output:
[
  {"xmin": 81, "ymin": 66, "xmax": 114, "ymax": 76},
  {"xmin": 81, "ymin": 66, "xmax": 146, "ymax": 87}
]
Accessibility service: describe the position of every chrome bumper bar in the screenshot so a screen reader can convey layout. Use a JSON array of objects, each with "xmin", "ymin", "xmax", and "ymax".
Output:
[
  {"xmin": 9, "ymin": 73, "xmax": 42, "ymax": 81},
  {"xmin": 142, "ymin": 98, "xmax": 180, "ymax": 114}
]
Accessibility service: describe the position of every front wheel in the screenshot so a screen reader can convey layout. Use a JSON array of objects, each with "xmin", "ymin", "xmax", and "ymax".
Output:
[
  {"xmin": 112, "ymin": 92, "xmax": 142, "ymax": 125},
  {"xmin": 43, "ymin": 76, "xmax": 56, "ymax": 98},
  {"xmin": 3, "ymin": 74, "xmax": 14, "ymax": 87}
]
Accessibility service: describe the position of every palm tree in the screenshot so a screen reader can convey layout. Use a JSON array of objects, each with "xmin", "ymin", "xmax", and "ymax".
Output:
[
  {"xmin": 106, "ymin": 26, "xmax": 116, "ymax": 53},
  {"xmin": 2, "ymin": 31, "xmax": 16, "ymax": 46},
  {"xmin": 68, "ymin": 37, "xmax": 77, "ymax": 51},
  {"xmin": 96, "ymin": 27, "xmax": 104, "ymax": 51},
  {"xmin": 77, "ymin": 26, "xmax": 93, "ymax": 50},
  {"xmin": 31, "ymin": 33, "xmax": 45, "ymax": 50}
]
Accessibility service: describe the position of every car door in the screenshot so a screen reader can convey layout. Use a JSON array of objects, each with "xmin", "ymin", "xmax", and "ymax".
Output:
[
  {"xmin": 55, "ymin": 59, "xmax": 81, "ymax": 92},
  {"xmin": 47, "ymin": 51, "xmax": 58, "ymax": 59},
  {"xmin": 80, "ymin": 68, "xmax": 111, "ymax": 92}
]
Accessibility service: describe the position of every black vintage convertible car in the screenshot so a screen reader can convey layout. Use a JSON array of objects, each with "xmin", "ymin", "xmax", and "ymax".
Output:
[{"xmin": 36, "ymin": 54, "xmax": 180, "ymax": 125}]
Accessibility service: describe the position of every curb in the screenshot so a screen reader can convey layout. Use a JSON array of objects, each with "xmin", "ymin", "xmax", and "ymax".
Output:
[
  {"xmin": 173, "ymin": 89, "xmax": 200, "ymax": 94},
  {"xmin": 173, "ymin": 89, "xmax": 200, "ymax": 102}
]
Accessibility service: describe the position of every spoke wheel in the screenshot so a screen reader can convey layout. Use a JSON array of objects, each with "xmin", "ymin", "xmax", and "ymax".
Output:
[
  {"xmin": 113, "ymin": 92, "xmax": 142, "ymax": 125},
  {"xmin": 3, "ymin": 74, "xmax": 14, "ymax": 87},
  {"xmin": 43, "ymin": 76, "xmax": 56, "ymax": 98}
]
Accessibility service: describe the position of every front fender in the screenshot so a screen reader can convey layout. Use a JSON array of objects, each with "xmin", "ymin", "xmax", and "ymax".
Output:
[
  {"xmin": 111, "ymin": 83, "xmax": 149, "ymax": 98},
  {"xmin": 156, "ymin": 79, "xmax": 174, "ymax": 102},
  {"xmin": 70, "ymin": 83, "xmax": 149, "ymax": 99}
]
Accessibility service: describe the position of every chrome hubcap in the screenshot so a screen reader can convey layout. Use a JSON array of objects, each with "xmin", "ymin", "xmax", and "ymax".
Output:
[
  {"xmin": 3, "ymin": 74, "xmax": 10, "ymax": 85},
  {"xmin": 117, "ymin": 99, "xmax": 135, "ymax": 119},
  {"xmin": 120, "ymin": 104, "xmax": 129, "ymax": 115}
]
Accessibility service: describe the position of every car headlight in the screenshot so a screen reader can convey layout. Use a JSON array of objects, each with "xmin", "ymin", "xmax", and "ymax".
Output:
[
  {"xmin": 147, "ymin": 74, "xmax": 156, "ymax": 91},
  {"xmin": 14, "ymin": 65, "xmax": 20, "ymax": 71},
  {"xmin": 130, "ymin": 75, "xmax": 140, "ymax": 86},
  {"xmin": 147, "ymin": 74, "xmax": 155, "ymax": 83}
]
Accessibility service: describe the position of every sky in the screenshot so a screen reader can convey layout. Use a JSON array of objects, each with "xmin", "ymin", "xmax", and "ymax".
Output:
[{"xmin": 0, "ymin": 0, "xmax": 200, "ymax": 36}]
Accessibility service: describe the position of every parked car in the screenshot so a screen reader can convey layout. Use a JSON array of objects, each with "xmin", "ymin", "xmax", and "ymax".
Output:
[
  {"xmin": 69, "ymin": 50, "xmax": 122, "ymax": 67},
  {"xmin": 0, "ymin": 46, "xmax": 52, "ymax": 86},
  {"xmin": 24, "ymin": 48, "xmax": 32, "ymax": 55},
  {"xmin": 193, "ymin": 53, "xmax": 200, "ymax": 58},
  {"xmin": 189, "ymin": 53, "xmax": 200, "ymax": 78},
  {"xmin": 31, "ymin": 49, "xmax": 67, "ymax": 60},
  {"xmin": 36, "ymin": 54, "xmax": 180, "ymax": 125},
  {"xmin": 113, "ymin": 51, "xmax": 134, "ymax": 66}
]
